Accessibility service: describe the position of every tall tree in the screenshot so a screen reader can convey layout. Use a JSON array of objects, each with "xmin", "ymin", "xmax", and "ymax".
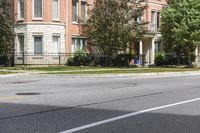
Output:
[
  {"xmin": 0, "ymin": 0, "xmax": 15, "ymax": 66},
  {"xmin": 83, "ymin": 0, "xmax": 147, "ymax": 55},
  {"xmin": 161, "ymin": 0, "xmax": 200, "ymax": 65}
]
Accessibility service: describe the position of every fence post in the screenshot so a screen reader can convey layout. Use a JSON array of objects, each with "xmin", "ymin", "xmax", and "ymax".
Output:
[
  {"xmin": 22, "ymin": 52, "xmax": 25, "ymax": 66},
  {"xmin": 13, "ymin": 52, "xmax": 15, "ymax": 67},
  {"xmin": 59, "ymin": 52, "xmax": 61, "ymax": 68}
]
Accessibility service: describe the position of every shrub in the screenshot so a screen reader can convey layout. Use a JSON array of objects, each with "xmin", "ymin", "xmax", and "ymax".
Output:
[
  {"xmin": 190, "ymin": 53, "xmax": 196, "ymax": 62},
  {"xmin": 67, "ymin": 50, "xmax": 88, "ymax": 66},
  {"xmin": 0, "ymin": 56, "xmax": 6, "ymax": 66},
  {"xmin": 66, "ymin": 57, "xmax": 74, "ymax": 66},
  {"xmin": 73, "ymin": 50, "xmax": 87, "ymax": 66},
  {"xmin": 111, "ymin": 54, "xmax": 134, "ymax": 67},
  {"xmin": 164, "ymin": 53, "xmax": 196, "ymax": 65},
  {"xmin": 155, "ymin": 52, "xmax": 167, "ymax": 66},
  {"xmin": 67, "ymin": 52, "xmax": 134, "ymax": 67}
]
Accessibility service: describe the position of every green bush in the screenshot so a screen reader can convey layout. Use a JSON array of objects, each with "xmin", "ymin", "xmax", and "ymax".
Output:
[
  {"xmin": 190, "ymin": 53, "xmax": 196, "ymax": 62},
  {"xmin": 155, "ymin": 52, "xmax": 167, "ymax": 66},
  {"xmin": 110, "ymin": 54, "xmax": 134, "ymax": 67},
  {"xmin": 67, "ymin": 52, "xmax": 134, "ymax": 67},
  {"xmin": 66, "ymin": 57, "xmax": 74, "ymax": 66},
  {"xmin": 73, "ymin": 50, "xmax": 87, "ymax": 66},
  {"xmin": 67, "ymin": 50, "xmax": 92, "ymax": 66},
  {"xmin": 67, "ymin": 50, "xmax": 88, "ymax": 66}
]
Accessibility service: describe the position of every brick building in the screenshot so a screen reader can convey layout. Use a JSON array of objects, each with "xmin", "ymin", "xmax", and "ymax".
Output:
[
  {"xmin": 136, "ymin": 0, "xmax": 168, "ymax": 65},
  {"xmin": 13, "ymin": 0, "xmax": 169, "ymax": 66}
]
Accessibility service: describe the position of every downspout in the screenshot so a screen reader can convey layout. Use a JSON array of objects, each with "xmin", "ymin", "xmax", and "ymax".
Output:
[{"xmin": 65, "ymin": 0, "xmax": 68, "ymax": 54}]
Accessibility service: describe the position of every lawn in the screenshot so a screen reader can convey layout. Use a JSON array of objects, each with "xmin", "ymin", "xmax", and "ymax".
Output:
[
  {"xmin": 0, "ymin": 71, "xmax": 16, "ymax": 75},
  {"xmin": 0, "ymin": 66, "xmax": 113, "ymax": 71},
  {"xmin": 1, "ymin": 66, "xmax": 200, "ymax": 75},
  {"xmin": 45, "ymin": 67, "xmax": 200, "ymax": 74}
]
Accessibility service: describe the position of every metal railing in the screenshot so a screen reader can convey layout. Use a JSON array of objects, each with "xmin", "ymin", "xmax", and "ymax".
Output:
[
  {"xmin": 164, "ymin": 54, "xmax": 197, "ymax": 65},
  {"xmin": 13, "ymin": 53, "xmax": 135, "ymax": 67},
  {"xmin": 0, "ymin": 55, "xmax": 14, "ymax": 66},
  {"xmin": 14, "ymin": 52, "xmax": 72, "ymax": 66},
  {"xmin": 0, "ymin": 53, "xmax": 199, "ymax": 67}
]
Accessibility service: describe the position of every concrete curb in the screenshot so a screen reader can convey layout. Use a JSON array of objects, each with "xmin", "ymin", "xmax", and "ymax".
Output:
[
  {"xmin": 0, "ymin": 73, "xmax": 31, "ymax": 78},
  {"xmin": 1, "ymin": 70, "xmax": 200, "ymax": 78},
  {"xmin": 44, "ymin": 71, "xmax": 200, "ymax": 78}
]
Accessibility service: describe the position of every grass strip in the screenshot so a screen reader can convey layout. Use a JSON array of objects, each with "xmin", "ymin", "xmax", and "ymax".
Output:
[
  {"xmin": 0, "ymin": 71, "xmax": 16, "ymax": 75},
  {"xmin": 45, "ymin": 68, "xmax": 200, "ymax": 74},
  {"xmin": 0, "ymin": 66, "xmax": 116, "ymax": 71}
]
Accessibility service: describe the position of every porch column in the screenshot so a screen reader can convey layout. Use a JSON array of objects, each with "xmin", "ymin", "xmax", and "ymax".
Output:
[
  {"xmin": 139, "ymin": 40, "xmax": 143, "ymax": 55},
  {"xmin": 139, "ymin": 40, "xmax": 143, "ymax": 66},
  {"xmin": 195, "ymin": 46, "xmax": 198, "ymax": 63},
  {"xmin": 151, "ymin": 38, "xmax": 155, "ymax": 64}
]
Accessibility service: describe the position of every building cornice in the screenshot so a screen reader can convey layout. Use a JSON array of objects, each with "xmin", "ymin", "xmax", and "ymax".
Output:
[{"xmin": 15, "ymin": 22, "xmax": 66, "ymax": 26}]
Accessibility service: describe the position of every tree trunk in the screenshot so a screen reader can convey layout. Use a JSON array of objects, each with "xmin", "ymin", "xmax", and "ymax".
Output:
[
  {"xmin": 177, "ymin": 54, "xmax": 180, "ymax": 66},
  {"xmin": 5, "ymin": 55, "xmax": 12, "ymax": 67},
  {"xmin": 187, "ymin": 47, "xmax": 192, "ymax": 67}
]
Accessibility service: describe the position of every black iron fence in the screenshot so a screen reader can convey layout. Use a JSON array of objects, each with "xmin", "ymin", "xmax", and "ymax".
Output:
[
  {"xmin": 0, "ymin": 55, "xmax": 14, "ymax": 66},
  {"xmin": 0, "ymin": 56, "xmax": 6, "ymax": 66},
  {"xmin": 13, "ymin": 53, "xmax": 135, "ymax": 67},
  {"xmin": 165, "ymin": 54, "xmax": 196, "ymax": 65},
  {"xmin": 14, "ymin": 53, "xmax": 71, "ymax": 66},
  {"xmin": 66, "ymin": 53, "xmax": 135, "ymax": 67},
  {"xmin": 0, "ymin": 52, "xmax": 198, "ymax": 67}
]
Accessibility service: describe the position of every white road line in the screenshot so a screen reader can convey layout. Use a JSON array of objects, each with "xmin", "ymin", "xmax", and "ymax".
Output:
[{"xmin": 59, "ymin": 97, "xmax": 200, "ymax": 133}]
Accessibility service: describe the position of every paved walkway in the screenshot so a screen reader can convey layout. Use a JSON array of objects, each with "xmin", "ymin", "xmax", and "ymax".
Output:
[{"xmin": 1, "ymin": 69, "xmax": 200, "ymax": 78}]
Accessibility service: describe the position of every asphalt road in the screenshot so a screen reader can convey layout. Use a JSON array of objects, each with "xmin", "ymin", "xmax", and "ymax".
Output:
[{"xmin": 0, "ymin": 73, "xmax": 200, "ymax": 133}]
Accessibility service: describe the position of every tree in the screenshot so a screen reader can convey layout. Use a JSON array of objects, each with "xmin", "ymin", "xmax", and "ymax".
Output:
[
  {"xmin": 161, "ymin": 0, "xmax": 200, "ymax": 66},
  {"xmin": 83, "ymin": 0, "xmax": 147, "ymax": 55},
  {"xmin": 0, "ymin": 0, "xmax": 15, "ymax": 66}
]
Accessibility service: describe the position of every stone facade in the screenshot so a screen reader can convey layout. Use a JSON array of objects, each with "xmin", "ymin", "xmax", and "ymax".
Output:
[
  {"xmin": 14, "ymin": 24, "xmax": 65, "ymax": 65},
  {"xmin": 14, "ymin": 0, "xmax": 67, "ymax": 65},
  {"xmin": 13, "ymin": 0, "xmax": 169, "ymax": 66}
]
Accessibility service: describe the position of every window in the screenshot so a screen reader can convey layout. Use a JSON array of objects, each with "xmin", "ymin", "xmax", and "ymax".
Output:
[
  {"xmin": 18, "ymin": 0, "xmax": 24, "ymax": 19},
  {"xmin": 151, "ymin": 11, "xmax": 155, "ymax": 31},
  {"xmin": 72, "ymin": 0, "xmax": 78, "ymax": 22},
  {"xmin": 135, "ymin": 0, "xmax": 140, "ymax": 3},
  {"xmin": 33, "ymin": 0, "xmax": 43, "ymax": 19},
  {"xmin": 134, "ymin": 16, "xmax": 141, "ymax": 23},
  {"xmin": 18, "ymin": 35, "xmax": 24, "ymax": 55},
  {"xmin": 81, "ymin": 1, "xmax": 87, "ymax": 23},
  {"xmin": 72, "ymin": 38, "xmax": 86, "ymax": 52},
  {"xmin": 157, "ymin": 12, "xmax": 161, "ymax": 29},
  {"xmin": 52, "ymin": 0, "xmax": 60, "ymax": 20},
  {"xmin": 34, "ymin": 36, "xmax": 43, "ymax": 55},
  {"xmin": 52, "ymin": 36, "xmax": 60, "ymax": 54},
  {"xmin": 155, "ymin": 42, "xmax": 161, "ymax": 53}
]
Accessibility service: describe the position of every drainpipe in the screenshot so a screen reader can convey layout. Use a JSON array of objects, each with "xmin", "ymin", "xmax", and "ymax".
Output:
[{"xmin": 65, "ymin": 0, "xmax": 68, "ymax": 54}]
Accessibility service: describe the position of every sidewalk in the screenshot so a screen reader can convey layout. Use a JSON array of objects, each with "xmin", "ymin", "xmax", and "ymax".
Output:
[
  {"xmin": 1, "ymin": 69, "xmax": 200, "ymax": 78},
  {"xmin": 50, "ymin": 71, "xmax": 200, "ymax": 78},
  {"xmin": 0, "ymin": 73, "xmax": 31, "ymax": 78}
]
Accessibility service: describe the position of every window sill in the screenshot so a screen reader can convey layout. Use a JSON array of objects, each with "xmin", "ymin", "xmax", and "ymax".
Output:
[
  {"xmin": 80, "ymin": 22, "xmax": 86, "ymax": 25},
  {"xmin": 52, "ymin": 57, "xmax": 59, "ymax": 59},
  {"xmin": 72, "ymin": 22, "xmax": 79, "ymax": 25},
  {"xmin": 32, "ymin": 56, "xmax": 44, "ymax": 59},
  {"xmin": 32, "ymin": 18, "xmax": 43, "ymax": 21},
  {"xmin": 16, "ymin": 56, "xmax": 23, "ymax": 59},
  {"xmin": 53, "ymin": 19, "xmax": 61, "ymax": 22},
  {"xmin": 17, "ymin": 19, "xmax": 24, "ymax": 22}
]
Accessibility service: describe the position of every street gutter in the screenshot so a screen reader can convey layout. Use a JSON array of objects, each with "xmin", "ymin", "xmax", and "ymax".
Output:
[{"xmin": 43, "ymin": 71, "xmax": 200, "ymax": 78}]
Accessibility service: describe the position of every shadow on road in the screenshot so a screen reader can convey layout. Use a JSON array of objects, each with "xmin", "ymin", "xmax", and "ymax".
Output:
[{"xmin": 0, "ymin": 102, "xmax": 199, "ymax": 133}]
